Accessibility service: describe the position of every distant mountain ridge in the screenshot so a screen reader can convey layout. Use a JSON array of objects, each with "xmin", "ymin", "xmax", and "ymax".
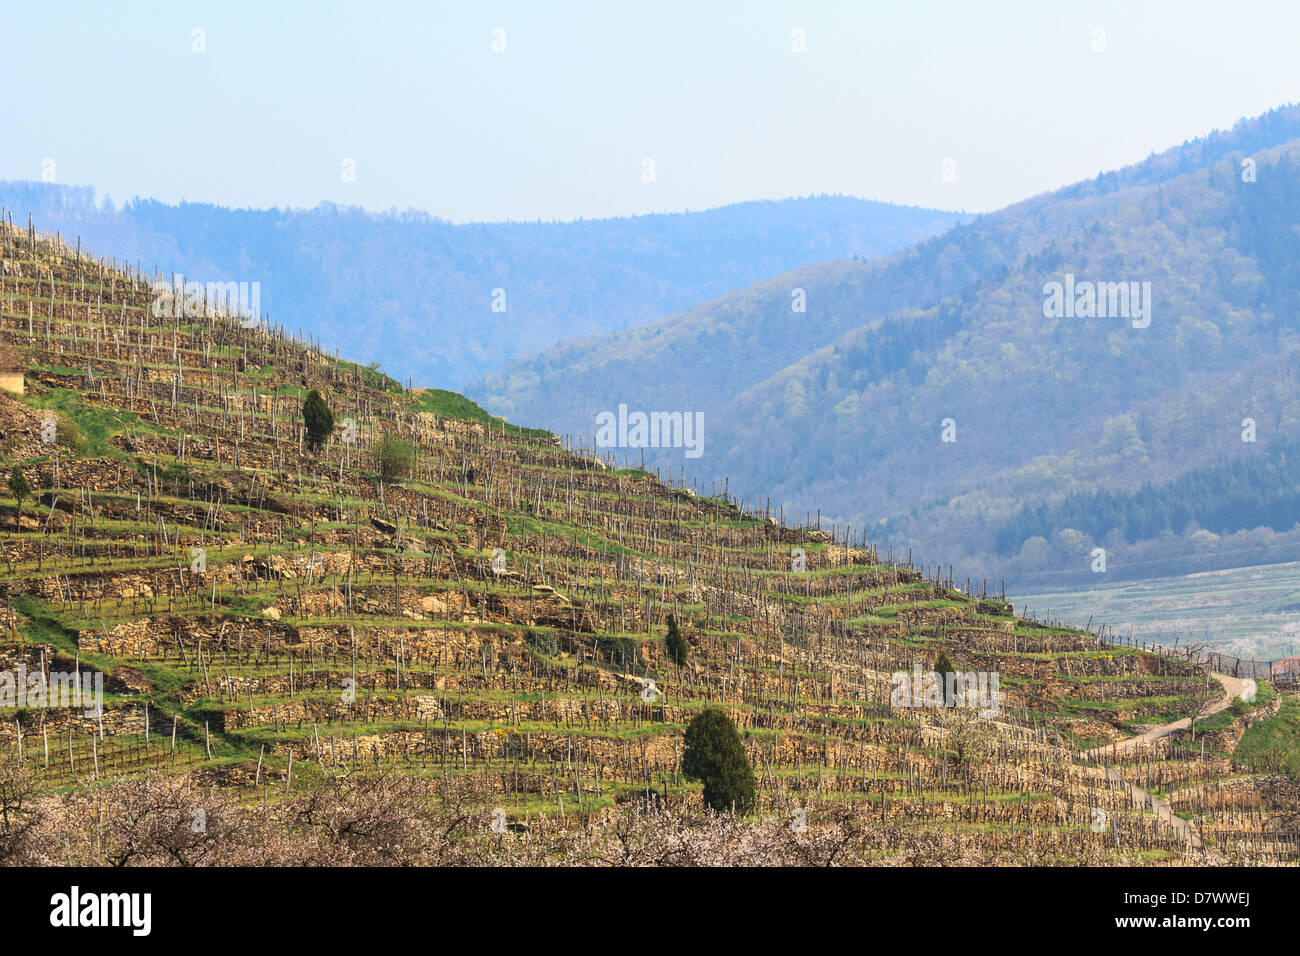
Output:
[
  {"xmin": 0, "ymin": 184, "xmax": 963, "ymax": 388},
  {"xmin": 469, "ymin": 104, "xmax": 1300, "ymax": 589}
]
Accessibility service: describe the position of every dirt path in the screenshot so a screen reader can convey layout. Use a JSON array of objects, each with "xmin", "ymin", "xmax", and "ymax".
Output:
[
  {"xmin": 1099, "ymin": 766, "xmax": 1220, "ymax": 858},
  {"xmin": 1082, "ymin": 672, "xmax": 1253, "ymax": 864},
  {"xmin": 1084, "ymin": 672, "xmax": 1251, "ymax": 760}
]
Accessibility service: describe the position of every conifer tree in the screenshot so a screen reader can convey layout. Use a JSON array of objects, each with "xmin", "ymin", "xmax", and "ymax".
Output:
[
  {"xmin": 303, "ymin": 389, "xmax": 334, "ymax": 450},
  {"xmin": 682, "ymin": 708, "xmax": 756, "ymax": 814},
  {"xmin": 8, "ymin": 466, "xmax": 30, "ymax": 529},
  {"xmin": 665, "ymin": 613, "xmax": 688, "ymax": 666}
]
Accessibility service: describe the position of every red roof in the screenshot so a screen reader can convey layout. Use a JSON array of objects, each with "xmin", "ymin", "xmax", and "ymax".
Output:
[{"xmin": 1271, "ymin": 656, "xmax": 1300, "ymax": 675}]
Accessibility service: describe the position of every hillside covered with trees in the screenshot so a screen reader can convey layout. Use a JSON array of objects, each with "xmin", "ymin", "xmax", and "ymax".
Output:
[
  {"xmin": 471, "ymin": 105, "xmax": 1300, "ymax": 590},
  {"xmin": 0, "ymin": 185, "xmax": 961, "ymax": 389}
]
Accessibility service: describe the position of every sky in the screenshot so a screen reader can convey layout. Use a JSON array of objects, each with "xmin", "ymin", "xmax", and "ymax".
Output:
[{"xmin": 7, "ymin": 0, "xmax": 1300, "ymax": 222}]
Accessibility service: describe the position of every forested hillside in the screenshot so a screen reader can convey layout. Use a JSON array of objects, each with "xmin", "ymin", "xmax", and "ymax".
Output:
[
  {"xmin": 471, "ymin": 105, "xmax": 1300, "ymax": 590},
  {"xmin": 995, "ymin": 444, "xmax": 1300, "ymax": 557},
  {"xmin": 0, "ymin": 185, "xmax": 961, "ymax": 388}
]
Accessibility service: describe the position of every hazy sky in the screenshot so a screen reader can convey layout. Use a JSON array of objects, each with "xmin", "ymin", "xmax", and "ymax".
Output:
[{"xmin": 8, "ymin": 0, "xmax": 1300, "ymax": 222}]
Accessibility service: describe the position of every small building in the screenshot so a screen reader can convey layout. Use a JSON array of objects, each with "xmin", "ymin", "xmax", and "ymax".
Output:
[{"xmin": 1271, "ymin": 655, "xmax": 1300, "ymax": 679}]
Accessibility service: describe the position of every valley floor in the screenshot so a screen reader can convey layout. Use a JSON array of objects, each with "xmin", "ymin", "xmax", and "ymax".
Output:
[{"xmin": 1017, "ymin": 561, "xmax": 1300, "ymax": 664}]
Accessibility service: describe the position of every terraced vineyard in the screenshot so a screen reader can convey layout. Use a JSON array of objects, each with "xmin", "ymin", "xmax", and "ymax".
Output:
[{"xmin": 0, "ymin": 217, "xmax": 1293, "ymax": 866}]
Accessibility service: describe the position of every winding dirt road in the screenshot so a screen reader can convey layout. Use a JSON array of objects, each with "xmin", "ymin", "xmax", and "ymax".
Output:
[
  {"xmin": 1082, "ymin": 672, "xmax": 1253, "ymax": 863},
  {"xmin": 1084, "ymin": 673, "xmax": 1252, "ymax": 761}
]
